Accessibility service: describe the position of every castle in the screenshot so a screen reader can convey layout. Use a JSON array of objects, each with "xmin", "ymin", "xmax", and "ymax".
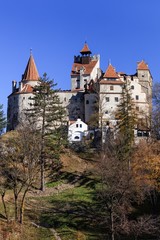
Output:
[{"xmin": 7, "ymin": 43, "xmax": 152, "ymax": 137}]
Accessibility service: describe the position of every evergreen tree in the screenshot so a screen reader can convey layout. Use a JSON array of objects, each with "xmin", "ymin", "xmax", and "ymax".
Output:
[
  {"xmin": 115, "ymin": 80, "xmax": 136, "ymax": 164},
  {"xmin": 26, "ymin": 73, "xmax": 66, "ymax": 191},
  {"xmin": 0, "ymin": 104, "xmax": 6, "ymax": 135}
]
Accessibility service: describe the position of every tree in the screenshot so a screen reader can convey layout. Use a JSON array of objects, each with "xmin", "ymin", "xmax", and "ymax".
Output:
[
  {"xmin": 0, "ymin": 104, "xmax": 6, "ymax": 135},
  {"xmin": 25, "ymin": 73, "xmax": 66, "ymax": 191},
  {"xmin": 0, "ymin": 125, "xmax": 41, "ymax": 224},
  {"xmin": 95, "ymin": 140, "xmax": 160, "ymax": 240},
  {"xmin": 115, "ymin": 80, "xmax": 136, "ymax": 165}
]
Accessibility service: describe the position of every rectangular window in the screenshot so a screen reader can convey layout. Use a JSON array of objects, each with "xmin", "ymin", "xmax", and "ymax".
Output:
[
  {"xmin": 115, "ymin": 97, "xmax": 119, "ymax": 102},
  {"xmin": 136, "ymin": 106, "xmax": 139, "ymax": 111},
  {"xmin": 131, "ymin": 85, "xmax": 134, "ymax": 89},
  {"xmin": 136, "ymin": 95, "xmax": 139, "ymax": 100},
  {"xmin": 106, "ymin": 97, "xmax": 110, "ymax": 102},
  {"xmin": 80, "ymin": 124, "xmax": 82, "ymax": 128},
  {"xmin": 76, "ymin": 124, "xmax": 78, "ymax": 128},
  {"xmin": 110, "ymin": 86, "xmax": 114, "ymax": 90}
]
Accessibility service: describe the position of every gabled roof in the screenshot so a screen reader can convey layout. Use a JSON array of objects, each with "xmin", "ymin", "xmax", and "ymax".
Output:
[
  {"xmin": 103, "ymin": 64, "xmax": 119, "ymax": 78},
  {"xmin": 22, "ymin": 54, "xmax": 39, "ymax": 81},
  {"xmin": 137, "ymin": 60, "xmax": 149, "ymax": 70},
  {"xmin": 80, "ymin": 42, "xmax": 92, "ymax": 55}
]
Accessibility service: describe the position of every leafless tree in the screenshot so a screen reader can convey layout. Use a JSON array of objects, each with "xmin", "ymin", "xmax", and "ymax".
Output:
[
  {"xmin": 0, "ymin": 124, "xmax": 41, "ymax": 224},
  {"xmin": 95, "ymin": 139, "xmax": 160, "ymax": 240}
]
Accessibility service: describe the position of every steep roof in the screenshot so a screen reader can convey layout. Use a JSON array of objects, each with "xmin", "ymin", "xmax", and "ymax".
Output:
[
  {"xmin": 71, "ymin": 60, "xmax": 98, "ymax": 76},
  {"xmin": 22, "ymin": 54, "xmax": 39, "ymax": 81},
  {"xmin": 20, "ymin": 84, "xmax": 33, "ymax": 93},
  {"xmin": 137, "ymin": 60, "xmax": 149, "ymax": 70},
  {"xmin": 80, "ymin": 42, "xmax": 92, "ymax": 55},
  {"xmin": 103, "ymin": 64, "xmax": 119, "ymax": 78}
]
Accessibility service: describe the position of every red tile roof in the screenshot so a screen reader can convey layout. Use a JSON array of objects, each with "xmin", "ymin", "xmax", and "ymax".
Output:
[
  {"xmin": 80, "ymin": 43, "xmax": 91, "ymax": 54},
  {"xmin": 21, "ymin": 84, "xmax": 33, "ymax": 93},
  {"xmin": 22, "ymin": 54, "xmax": 39, "ymax": 81},
  {"xmin": 103, "ymin": 64, "xmax": 119, "ymax": 78},
  {"xmin": 137, "ymin": 60, "xmax": 149, "ymax": 70},
  {"xmin": 71, "ymin": 60, "xmax": 98, "ymax": 76}
]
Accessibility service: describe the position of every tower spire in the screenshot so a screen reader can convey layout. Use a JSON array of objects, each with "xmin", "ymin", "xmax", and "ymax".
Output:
[{"xmin": 22, "ymin": 53, "xmax": 39, "ymax": 81}]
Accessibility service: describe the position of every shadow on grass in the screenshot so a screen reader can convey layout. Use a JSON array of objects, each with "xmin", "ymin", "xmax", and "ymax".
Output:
[
  {"xmin": 26, "ymin": 185, "xmax": 107, "ymax": 239},
  {"xmin": 39, "ymin": 199, "xmax": 106, "ymax": 239}
]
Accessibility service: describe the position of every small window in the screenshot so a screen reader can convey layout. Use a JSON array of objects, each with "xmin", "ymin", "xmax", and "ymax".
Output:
[
  {"xmin": 105, "ymin": 110, "xmax": 108, "ymax": 114},
  {"xmin": 131, "ymin": 85, "xmax": 134, "ymax": 89},
  {"xmin": 137, "ymin": 131, "xmax": 142, "ymax": 137},
  {"xmin": 142, "ymin": 75, "xmax": 145, "ymax": 77},
  {"xmin": 136, "ymin": 95, "xmax": 139, "ymax": 100},
  {"xmin": 106, "ymin": 97, "xmax": 110, "ymax": 102},
  {"xmin": 76, "ymin": 80, "xmax": 80, "ymax": 89},
  {"xmin": 110, "ymin": 86, "xmax": 114, "ymax": 90},
  {"xmin": 80, "ymin": 124, "xmax": 82, "ymax": 128},
  {"xmin": 76, "ymin": 124, "xmax": 78, "ymax": 128},
  {"xmin": 115, "ymin": 97, "xmax": 119, "ymax": 102},
  {"xmin": 136, "ymin": 106, "xmax": 139, "ymax": 111},
  {"xmin": 86, "ymin": 100, "xmax": 89, "ymax": 104}
]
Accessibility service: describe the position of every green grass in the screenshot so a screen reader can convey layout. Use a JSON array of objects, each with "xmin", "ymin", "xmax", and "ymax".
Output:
[
  {"xmin": 45, "ymin": 179, "xmax": 65, "ymax": 188},
  {"xmin": 29, "ymin": 185, "xmax": 103, "ymax": 239}
]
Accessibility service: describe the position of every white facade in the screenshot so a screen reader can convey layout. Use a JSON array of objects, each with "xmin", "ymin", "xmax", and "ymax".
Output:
[
  {"xmin": 68, "ymin": 119, "xmax": 88, "ymax": 143},
  {"xmin": 7, "ymin": 45, "xmax": 152, "ymax": 142}
]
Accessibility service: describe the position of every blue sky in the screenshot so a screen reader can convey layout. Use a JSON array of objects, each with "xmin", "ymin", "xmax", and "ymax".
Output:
[{"xmin": 0, "ymin": 0, "xmax": 160, "ymax": 115}]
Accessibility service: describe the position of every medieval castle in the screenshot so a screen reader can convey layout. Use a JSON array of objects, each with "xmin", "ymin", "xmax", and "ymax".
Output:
[{"xmin": 7, "ymin": 43, "xmax": 152, "ymax": 138}]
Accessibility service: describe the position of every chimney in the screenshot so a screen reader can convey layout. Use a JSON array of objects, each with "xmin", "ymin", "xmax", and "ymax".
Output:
[
  {"xmin": 12, "ymin": 80, "xmax": 17, "ymax": 93},
  {"xmin": 19, "ymin": 81, "xmax": 23, "ymax": 91}
]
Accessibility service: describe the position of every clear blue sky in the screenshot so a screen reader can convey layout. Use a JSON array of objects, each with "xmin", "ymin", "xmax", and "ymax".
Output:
[{"xmin": 1, "ymin": 0, "xmax": 160, "ymax": 115}]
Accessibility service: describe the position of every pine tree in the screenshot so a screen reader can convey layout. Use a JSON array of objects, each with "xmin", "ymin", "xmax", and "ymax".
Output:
[
  {"xmin": 115, "ymin": 80, "xmax": 136, "ymax": 164},
  {"xmin": 0, "ymin": 104, "xmax": 6, "ymax": 135},
  {"xmin": 26, "ymin": 73, "xmax": 66, "ymax": 191}
]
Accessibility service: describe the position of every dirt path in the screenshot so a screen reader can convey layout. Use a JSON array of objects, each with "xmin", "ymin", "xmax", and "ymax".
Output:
[{"xmin": 28, "ymin": 183, "xmax": 75, "ymax": 197}]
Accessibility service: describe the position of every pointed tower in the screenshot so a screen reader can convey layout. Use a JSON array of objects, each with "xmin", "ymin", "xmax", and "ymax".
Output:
[
  {"xmin": 71, "ymin": 42, "xmax": 100, "ymax": 91},
  {"xmin": 103, "ymin": 63, "xmax": 119, "ymax": 79},
  {"xmin": 22, "ymin": 52, "xmax": 39, "ymax": 86},
  {"xmin": 137, "ymin": 60, "xmax": 152, "ymax": 103},
  {"xmin": 7, "ymin": 53, "xmax": 40, "ymax": 131},
  {"xmin": 80, "ymin": 42, "xmax": 92, "ymax": 64}
]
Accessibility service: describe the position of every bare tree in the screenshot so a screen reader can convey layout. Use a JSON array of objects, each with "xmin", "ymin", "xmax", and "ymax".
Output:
[
  {"xmin": 0, "ymin": 124, "xmax": 41, "ymax": 224},
  {"xmin": 95, "ymin": 139, "xmax": 160, "ymax": 239}
]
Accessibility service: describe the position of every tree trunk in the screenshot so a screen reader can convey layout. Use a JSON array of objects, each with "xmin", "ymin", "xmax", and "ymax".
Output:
[
  {"xmin": 14, "ymin": 190, "xmax": 18, "ymax": 221},
  {"xmin": 1, "ymin": 191, "xmax": 9, "ymax": 223},
  {"xmin": 40, "ymin": 109, "xmax": 45, "ymax": 192},
  {"xmin": 40, "ymin": 153, "xmax": 45, "ymax": 191},
  {"xmin": 19, "ymin": 188, "xmax": 28, "ymax": 224},
  {"xmin": 110, "ymin": 210, "xmax": 115, "ymax": 240}
]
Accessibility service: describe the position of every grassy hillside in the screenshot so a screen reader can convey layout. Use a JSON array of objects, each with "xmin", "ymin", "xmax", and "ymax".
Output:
[{"xmin": 0, "ymin": 148, "xmax": 100, "ymax": 240}]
